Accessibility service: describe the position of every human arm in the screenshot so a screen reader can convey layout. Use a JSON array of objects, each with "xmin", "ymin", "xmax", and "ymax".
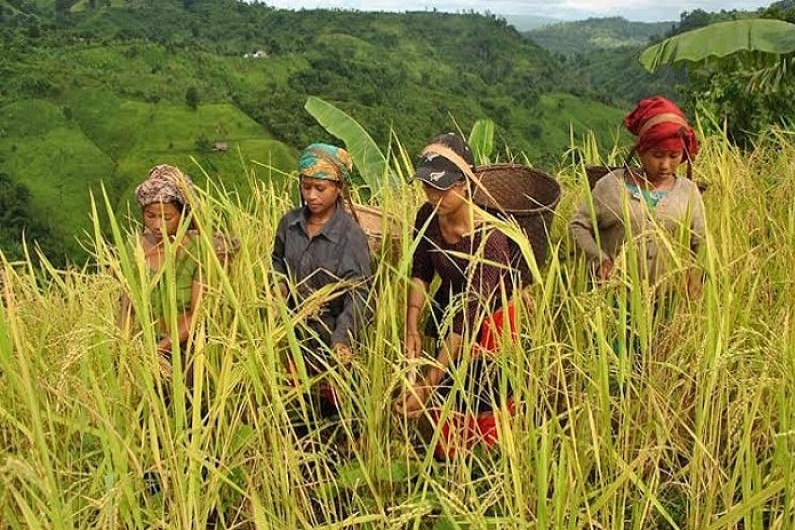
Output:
[
  {"xmin": 405, "ymin": 204, "xmax": 436, "ymax": 359},
  {"xmin": 689, "ymin": 184, "xmax": 707, "ymax": 255},
  {"xmin": 270, "ymin": 214, "xmax": 292, "ymax": 300},
  {"xmin": 405, "ymin": 277, "xmax": 428, "ymax": 360},
  {"xmin": 570, "ymin": 176, "xmax": 619, "ymax": 278},
  {"xmin": 158, "ymin": 274, "xmax": 203, "ymax": 355}
]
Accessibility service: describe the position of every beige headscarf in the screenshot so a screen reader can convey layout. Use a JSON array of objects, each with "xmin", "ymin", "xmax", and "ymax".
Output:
[{"xmin": 135, "ymin": 164, "xmax": 195, "ymax": 209}]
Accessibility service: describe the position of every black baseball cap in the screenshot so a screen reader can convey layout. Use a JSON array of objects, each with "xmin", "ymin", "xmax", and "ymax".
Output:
[{"xmin": 415, "ymin": 133, "xmax": 475, "ymax": 190}]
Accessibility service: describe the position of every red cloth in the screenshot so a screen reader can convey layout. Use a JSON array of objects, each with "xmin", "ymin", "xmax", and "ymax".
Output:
[
  {"xmin": 432, "ymin": 303, "xmax": 518, "ymax": 458},
  {"xmin": 432, "ymin": 400, "xmax": 516, "ymax": 458},
  {"xmin": 624, "ymin": 96, "xmax": 698, "ymax": 158},
  {"xmin": 473, "ymin": 303, "xmax": 517, "ymax": 357}
]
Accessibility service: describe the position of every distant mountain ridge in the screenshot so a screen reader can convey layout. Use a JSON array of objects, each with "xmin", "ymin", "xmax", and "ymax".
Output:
[
  {"xmin": 501, "ymin": 14, "xmax": 561, "ymax": 32},
  {"xmin": 527, "ymin": 16, "xmax": 676, "ymax": 55}
]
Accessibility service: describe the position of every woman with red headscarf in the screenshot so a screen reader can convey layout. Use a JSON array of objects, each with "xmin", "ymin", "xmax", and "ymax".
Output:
[{"xmin": 570, "ymin": 96, "xmax": 706, "ymax": 293}]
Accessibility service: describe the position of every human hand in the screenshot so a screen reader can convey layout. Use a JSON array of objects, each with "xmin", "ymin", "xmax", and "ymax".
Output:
[
  {"xmin": 156, "ymin": 337, "xmax": 173, "ymax": 380},
  {"xmin": 156, "ymin": 335, "xmax": 172, "ymax": 356},
  {"xmin": 685, "ymin": 268, "xmax": 703, "ymax": 299},
  {"xmin": 333, "ymin": 343, "xmax": 354, "ymax": 366},
  {"xmin": 395, "ymin": 382, "xmax": 429, "ymax": 418},
  {"xmin": 404, "ymin": 331, "xmax": 423, "ymax": 360},
  {"xmin": 597, "ymin": 257, "xmax": 614, "ymax": 281}
]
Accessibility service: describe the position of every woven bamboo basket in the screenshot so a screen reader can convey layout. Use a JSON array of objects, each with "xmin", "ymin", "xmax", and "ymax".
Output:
[
  {"xmin": 471, "ymin": 164, "xmax": 561, "ymax": 284},
  {"xmin": 585, "ymin": 165, "xmax": 620, "ymax": 189},
  {"xmin": 343, "ymin": 202, "xmax": 402, "ymax": 262}
]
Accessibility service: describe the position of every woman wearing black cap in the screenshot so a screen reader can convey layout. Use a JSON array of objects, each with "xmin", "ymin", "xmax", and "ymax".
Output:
[{"xmin": 396, "ymin": 133, "xmax": 516, "ymax": 459}]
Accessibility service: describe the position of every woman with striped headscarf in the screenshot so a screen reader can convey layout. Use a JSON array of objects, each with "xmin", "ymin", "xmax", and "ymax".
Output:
[
  {"xmin": 272, "ymin": 143, "xmax": 372, "ymax": 434},
  {"xmin": 570, "ymin": 96, "xmax": 706, "ymax": 293}
]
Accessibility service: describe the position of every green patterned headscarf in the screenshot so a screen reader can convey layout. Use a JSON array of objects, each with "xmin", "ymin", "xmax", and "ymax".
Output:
[{"xmin": 298, "ymin": 143, "xmax": 352, "ymax": 183}]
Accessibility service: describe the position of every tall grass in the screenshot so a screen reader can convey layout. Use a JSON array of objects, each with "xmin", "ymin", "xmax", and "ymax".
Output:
[{"xmin": 0, "ymin": 129, "xmax": 793, "ymax": 529}]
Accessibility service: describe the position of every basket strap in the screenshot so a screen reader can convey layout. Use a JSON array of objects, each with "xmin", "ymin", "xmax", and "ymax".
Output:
[
  {"xmin": 637, "ymin": 113, "xmax": 688, "ymax": 138},
  {"xmin": 340, "ymin": 183, "xmax": 361, "ymax": 225},
  {"xmin": 622, "ymin": 146, "xmax": 639, "ymax": 180},
  {"xmin": 422, "ymin": 143, "xmax": 505, "ymax": 214},
  {"xmin": 421, "ymin": 143, "xmax": 478, "ymax": 181}
]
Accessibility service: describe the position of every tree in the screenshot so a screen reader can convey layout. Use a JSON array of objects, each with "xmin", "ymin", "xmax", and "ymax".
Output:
[
  {"xmin": 55, "ymin": 0, "xmax": 72, "ymax": 17},
  {"xmin": 0, "ymin": 173, "xmax": 62, "ymax": 264},
  {"xmin": 185, "ymin": 86, "xmax": 199, "ymax": 110},
  {"xmin": 640, "ymin": 19, "xmax": 795, "ymax": 144}
]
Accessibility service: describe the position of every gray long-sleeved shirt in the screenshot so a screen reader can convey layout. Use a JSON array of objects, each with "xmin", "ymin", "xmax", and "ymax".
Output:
[
  {"xmin": 570, "ymin": 170, "xmax": 706, "ymax": 282},
  {"xmin": 272, "ymin": 204, "xmax": 371, "ymax": 347}
]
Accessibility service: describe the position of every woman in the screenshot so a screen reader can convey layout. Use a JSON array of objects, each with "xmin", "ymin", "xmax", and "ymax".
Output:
[
  {"xmin": 397, "ymin": 133, "xmax": 516, "ymax": 459},
  {"xmin": 570, "ymin": 96, "xmax": 706, "ymax": 291},
  {"xmin": 271, "ymin": 143, "xmax": 371, "ymax": 427},
  {"xmin": 120, "ymin": 164, "xmax": 203, "ymax": 385}
]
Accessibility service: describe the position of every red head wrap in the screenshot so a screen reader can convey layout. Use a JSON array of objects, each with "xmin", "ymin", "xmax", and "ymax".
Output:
[{"xmin": 624, "ymin": 96, "xmax": 698, "ymax": 158}]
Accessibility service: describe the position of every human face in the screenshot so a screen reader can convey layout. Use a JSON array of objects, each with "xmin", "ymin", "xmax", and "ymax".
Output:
[
  {"xmin": 300, "ymin": 176, "xmax": 341, "ymax": 217},
  {"xmin": 422, "ymin": 180, "xmax": 467, "ymax": 216},
  {"xmin": 143, "ymin": 202, "xmax": 182, "ymax": 241},
  {"xmin": 639, "ymin": 148, "xmax": 684, "ymax": 182}
]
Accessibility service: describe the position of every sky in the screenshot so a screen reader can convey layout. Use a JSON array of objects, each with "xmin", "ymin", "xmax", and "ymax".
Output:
[{"xmin": 260, "ymin": 0, "xmax": 772, "ymax": 22}]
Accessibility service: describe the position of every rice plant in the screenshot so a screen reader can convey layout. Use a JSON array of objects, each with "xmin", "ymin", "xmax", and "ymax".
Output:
[{"xmin": 0, "ymin": 127, "xmax": 793, "ymax": 529}]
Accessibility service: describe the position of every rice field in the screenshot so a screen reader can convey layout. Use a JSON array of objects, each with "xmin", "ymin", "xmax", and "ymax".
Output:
[{"xmin": 0, "ymin": 128, "xmax": 793, "ymax": 529}]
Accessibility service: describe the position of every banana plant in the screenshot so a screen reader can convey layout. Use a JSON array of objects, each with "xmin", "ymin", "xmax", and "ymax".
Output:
[
  {"xmin": 639, "ymin": 19, "xmax": 795, "ymax": 92},
  {"xmin": 306, "ymin": 96, "xmax": 500, "ymax": 191},
  {"xmin": 304, "ymin": 96, "xmax": 397, "ymax": 196},
  {"xmin": 467, "ymin": 118, "xmax": 496, "ymax": 166}
]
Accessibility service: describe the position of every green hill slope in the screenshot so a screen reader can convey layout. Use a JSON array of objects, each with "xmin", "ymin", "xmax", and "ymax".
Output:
[{"xmin": 0, "ymin": 0, "xmax": 627, "ymax": 263}]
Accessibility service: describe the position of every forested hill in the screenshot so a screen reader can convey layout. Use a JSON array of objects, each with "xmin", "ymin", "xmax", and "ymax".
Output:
[
  {"xmin": 0, "ymin": 0, "xmax": 626, "ymax": 263},
  {"xmin": 523, "ymin": 16, "xmax": 685, "ymax": 111},
  {"xmin": 527, "ymin": 17, "xmax": 675, "ymax": 55}
]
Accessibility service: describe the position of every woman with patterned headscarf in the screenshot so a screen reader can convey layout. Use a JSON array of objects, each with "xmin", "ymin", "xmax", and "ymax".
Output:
[
  {"xmin": 119, "ymin": 164, "xmax": 203, "ymax": 387},
  {"xmin": 570, "ymin": 96, "xmax": 706, "ymax": 294},
  {"xmin": 272, "ymin": 143, "xmax": 371, "ymax": 434}
]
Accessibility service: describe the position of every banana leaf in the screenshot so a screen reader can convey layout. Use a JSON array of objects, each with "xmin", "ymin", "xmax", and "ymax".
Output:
[
  {"xmin": 468, "ymin": 119, "xmax": 496, "ymax": 165},
  {"xmin": 304, "ymin": 96, "xmax": 396, "ymax": 195},
  {"xmin": 640, "ymin": 19, "xmax": 795, "ymax": 73}
]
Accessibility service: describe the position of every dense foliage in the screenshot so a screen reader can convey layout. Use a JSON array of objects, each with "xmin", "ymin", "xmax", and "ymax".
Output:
[
  {"xmin": 0, "ymin": 0, "xmax": 627, "ymax": 263},
  {"xmin": 527, "ymin": 7, "xmax": 795, "ymax": 144},
  {"xmin": 666, "ymin": 6, "xmax": 795, "ymax": 146},
  {"xmin": 0, "ymin": 171, "xmax": 63, "ymax": 262}
]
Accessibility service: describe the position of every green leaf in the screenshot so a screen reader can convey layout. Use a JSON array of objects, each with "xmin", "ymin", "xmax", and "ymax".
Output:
[
  {"xmin": 468, "ymin": 119, "xmax": 496, "ymax": 165},
  {"xmin": 304, "ymin": 96, "xmax": 396, "ymax": 195},
  {"xmin": 335, "ymin": 459, "xmax": 420, "ymax": 490},
  {"xmin": 639, "ymin": 19, "xmax": 795, "ymax": 72}
]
